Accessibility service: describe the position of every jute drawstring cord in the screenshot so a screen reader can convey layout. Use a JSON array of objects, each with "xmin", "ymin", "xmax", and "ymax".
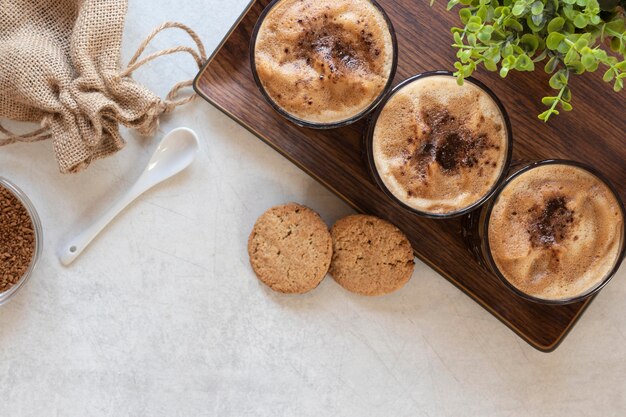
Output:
[
  {"xmin": 0, "ymin": 22, "xmax": 206, "ymax": 146},
  {"xmin": 0, "ymin": 1, "xmax": 207, "ymax": 173},
  {"xmin": 121, "ymin": 22, "xmax": 208, "ymax": 113}
]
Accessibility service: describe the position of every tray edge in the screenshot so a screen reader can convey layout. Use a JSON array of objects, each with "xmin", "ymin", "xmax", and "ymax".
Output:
[{"xmin": 192, "ymin": 0, "xmax": 595, "ymax": 353}]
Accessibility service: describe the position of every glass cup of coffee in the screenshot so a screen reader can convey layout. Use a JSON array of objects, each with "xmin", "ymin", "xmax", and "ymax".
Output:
[
  {"xmin": 365, "ymin": 71, "xmax": 513, "ymax": 218},
  {"xmin": 465, "ymin": 160, "xmax": 626, "ymax": 305},
  {"xmin": 250, "ymin": 0, "xmax": 398, "ymax": 129}
]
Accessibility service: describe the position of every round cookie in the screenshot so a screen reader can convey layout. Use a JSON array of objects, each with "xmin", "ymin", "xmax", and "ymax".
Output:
[
  {"xmin": 330, "ymin": 215, "xmax": 414, "ymax": 296},
  {"xmin": 248, "ymin": 203, "xmax": 332, "ymax": 294}
]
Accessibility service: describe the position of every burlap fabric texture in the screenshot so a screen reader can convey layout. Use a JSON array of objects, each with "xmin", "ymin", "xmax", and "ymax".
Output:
[{"xmin": 0, "ymin": 0, "xmax": 206, "ymax": 173}]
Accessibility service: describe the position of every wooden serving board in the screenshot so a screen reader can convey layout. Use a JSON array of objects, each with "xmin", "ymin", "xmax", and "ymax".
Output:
[{"xmin": 194, "ymin": 0, "xmax": 626, "ymax": 351}]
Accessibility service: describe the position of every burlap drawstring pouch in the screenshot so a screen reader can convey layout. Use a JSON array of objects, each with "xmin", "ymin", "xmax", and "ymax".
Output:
[{"xmin": 0, "ymin": 0, "xmax": 206, "ymax": 173}]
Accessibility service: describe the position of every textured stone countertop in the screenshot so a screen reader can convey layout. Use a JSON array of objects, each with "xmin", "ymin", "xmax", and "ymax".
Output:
[{"xmin": 0, "ymin": 1, "xmax": 625, "ymax": 416}]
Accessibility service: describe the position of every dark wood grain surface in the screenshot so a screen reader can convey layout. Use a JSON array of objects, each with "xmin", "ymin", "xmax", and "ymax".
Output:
[{"xmin": 194, "ymin": 0, "xmax": 626, "ymax": 351}]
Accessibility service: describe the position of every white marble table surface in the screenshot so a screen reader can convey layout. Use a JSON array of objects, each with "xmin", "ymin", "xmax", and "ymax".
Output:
[{"xmin": 1, "ymin": 1, "xmax": 625, "ymax": 416}]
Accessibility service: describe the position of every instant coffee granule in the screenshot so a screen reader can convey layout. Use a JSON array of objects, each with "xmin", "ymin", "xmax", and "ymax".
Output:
[{"xmin": 0, "ymin": 185, "xmax": 35, "ymax": 293}]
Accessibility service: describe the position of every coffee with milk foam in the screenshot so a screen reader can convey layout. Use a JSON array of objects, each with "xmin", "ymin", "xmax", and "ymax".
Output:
[
  {"xmin": 254, "ymin": 0, "xmax": 395, "ymax": 124},
  {"xmin": 372, "ymin": 75, "xmax": 509, "ymax": 215},
  {"xmin": 488, "ymin": 163, "xmax": 624, "ymax": 301}
]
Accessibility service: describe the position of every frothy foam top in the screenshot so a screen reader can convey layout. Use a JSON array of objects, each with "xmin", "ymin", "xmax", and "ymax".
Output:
[
  {"xmin": 254, "ymin": 0, "xmax": 394, "ymax": 124},
  {"xmin": 488, "ymin": 164, "xmax": 624, "ymax": 301},
  {"xmin": 372, "ymin": 75, "xmax": 509, "ymax": 214}
]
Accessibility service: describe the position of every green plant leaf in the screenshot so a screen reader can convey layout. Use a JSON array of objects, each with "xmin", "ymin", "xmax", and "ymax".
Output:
[
  {"xmin": 542, "ymin": 96, "xmax": 558, "ymax": 105},
  {"xmin": 467, "ymin": 22, "xmax": 482, "ymax": 32},
  {"xmin": 459, "ymin": 8, "xmax": 472, "ymax": 23},
  {"xmin": 545, "ymin": 56, "xmax": 559, "ymax": 73},
  {"xmin": 484, "ymin": 59, "xmax": 498, "ymax": 71},
  {"xmin": 538, "ymin": 110, "xmax": 551, "ymax": 121},
  {"xmin": 574, "ymin": 38, "xmax": 589, "ymax": 49},
  {"xmin": 533, "ymin": 49, "xmax": 548, "ymax": 62},
  {"xmin": 516, "ymin": 54, "xmax": 535, "ymax": 70},
  {"xmin": 549, "ymin": 71, "xmax": 566, "ymax": 88},
  {"xmin": 530, "ymin": 13, "xmax": 544, "ymax": 29},
  {"xmin": 500, "ymin": 62, "xmax": 511, "ymax": 77},
  {"xmin": 564, "ymin": 47, "xmax": 580, "ymax": 65},
  {"xmin": 494, "ymin": 6, "xmax": 507, "ymax": 18},
  {"xmin": 581, "ymin": 54, "xmax": 597, "ymax": 70},
  {"xmin": 458, "ymin": 49, "xmax": 472, "ymax": 62},
  {"xmin": 569, "ymin": 61, "xmax": 585, "ymax": 74},
  {"xmin": 477, "ymin": 30, "xmax": 492, "ymax": 42},
  {"xmin": 547, "ymin": 17, "xmax": 565, "ymax": 33},
  {"xmin": 512, "ymin": 2, "xmax": 527, "ymax": 15},
  {"xmin": 503, "ymin": 43, "xmax": 515, "ymax": 57},
  {"xmin": 593, "ymin": 49, "xmax": 608, "ymax": 61},
  {"xmin": 546, "ymin": 32, "xmax": 565, "ymax": 50},
  {"xmin": 585, "ymin": 60, "xmax": 599, "ymax": 71},
  {"xmin": 505, "ymin": 18, "xmax": 524, "ymax": 31},
  {"xmin": 520, "ymin": 34, "xmax": 540, "ymax": 53},
  {"xmin": 562, "ymin": 87, "xmax": 572, "ymax": 101},
  {"xmin": 477, "ymin": 5, "xmax": 489, "ymax": 20},
  {"xmin": 605, "ymin": 19, "xmax": 625, "ymax": 33},
  {"xmin": 556, "ymin": 40, "xmax": 570, "ymax": 54},
  {"xmin": 447, "ymin": 0, "xmax": 461, "ymax": 10},
  {"xmin": 538, "ymin": 109, "xmax": 559, "ymax": 121},
  {"xmin": 573, "ymin": 14, "xmax": 587, "ymax": 28},
  {"xmin": 504, "ymin": 55, "xmax": 517, "ymax": 67},
  {"xmin": 531, "ymin": 1, "xmax": 544, "ymax": 14},
  {"xmin": 563, "ymin": 21, "xmax": 575, "ymax": 33}
]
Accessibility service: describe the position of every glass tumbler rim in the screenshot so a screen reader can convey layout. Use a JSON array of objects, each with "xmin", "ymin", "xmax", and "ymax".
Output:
[
  {"xmin": 249, "ymin": 0, "xmax": 399, "ymax": 129},
  {"xmin": 480, "ymin": 158, "xmax": 626, "ymax": 305},
  {"xmin": 364, "ymin": 70, "xmax": 514, "ymax": 219}
]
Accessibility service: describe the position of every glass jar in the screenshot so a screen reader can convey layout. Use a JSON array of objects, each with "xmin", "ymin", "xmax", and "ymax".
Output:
[{"xmin": 0, "ymin": 177, "xmax": 43, "ymax": 305}]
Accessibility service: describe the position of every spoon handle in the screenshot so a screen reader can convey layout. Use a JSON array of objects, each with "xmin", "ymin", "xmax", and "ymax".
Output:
[{"xmin": 59, "ymin": 182, "xmax": 145, "ymax": 266}]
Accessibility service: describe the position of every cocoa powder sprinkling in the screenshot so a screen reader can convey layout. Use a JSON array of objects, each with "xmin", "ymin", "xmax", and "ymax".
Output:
[
  {"xmin": 419, "ymin": 106, "xmax": 487, "ymax": 173},
  {"xmin": 0, "ymin": 184, "xmax": 35, "ymax": 293},
  {"xmin": 527, "ymin": 196, "xmax": 575, "ymax": 248}
]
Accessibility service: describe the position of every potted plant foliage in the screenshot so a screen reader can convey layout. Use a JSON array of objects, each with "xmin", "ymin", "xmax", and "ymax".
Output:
[{"xmin": 439, "ymin": 0, "xmax": 626, "ymax": 120}]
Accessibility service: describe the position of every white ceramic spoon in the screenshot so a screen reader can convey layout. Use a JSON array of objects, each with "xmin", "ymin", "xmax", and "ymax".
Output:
[{"xmin": 59, "ymin": 127, "xmax": 200, "ymax": 266}]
